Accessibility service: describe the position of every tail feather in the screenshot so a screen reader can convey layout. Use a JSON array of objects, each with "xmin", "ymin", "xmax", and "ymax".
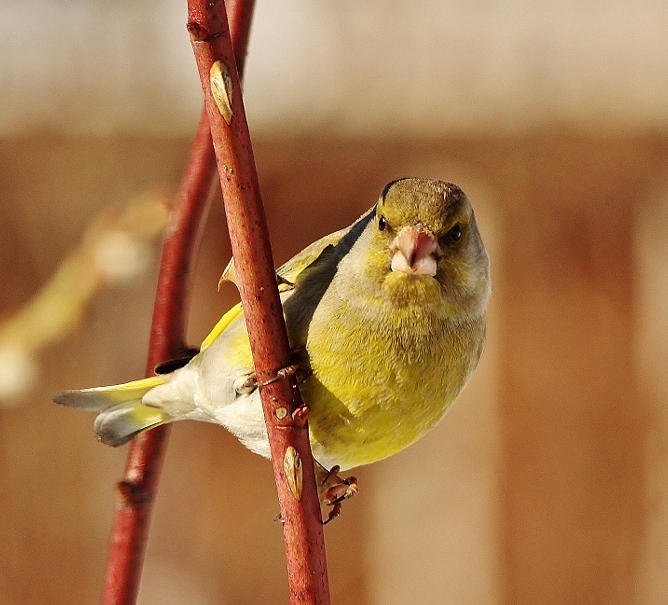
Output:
[
  {"xmin": 53, "ymin": 376, "xmax": 171, "ymax": 446},
  {"xmin": 52, "ymin": 376, "xmax": 168, "ymax": 411},
  {"xmin": 94, "ymin": 401, "xmax": 169, "ymax": 446}
]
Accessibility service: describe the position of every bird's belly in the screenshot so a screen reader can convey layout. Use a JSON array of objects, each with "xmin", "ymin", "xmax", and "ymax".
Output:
[{"xmin": 301, "ymin": 350, "xmax": 470, "ymax": 471}]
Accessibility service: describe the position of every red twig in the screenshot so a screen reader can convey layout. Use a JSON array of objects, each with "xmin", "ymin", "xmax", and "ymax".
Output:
[
  {"xmin": 187, "ymin": 1, "xmax": 331, "ymax": 604},
  {"xmin": 101, "ymin": 3, "xmax": 255, "ymax": 605}
]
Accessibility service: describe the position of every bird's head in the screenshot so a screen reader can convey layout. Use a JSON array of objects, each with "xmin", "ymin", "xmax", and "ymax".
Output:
[{"xmin": 372, "ymin": 178, "xmax": 490, "ymax": 315}]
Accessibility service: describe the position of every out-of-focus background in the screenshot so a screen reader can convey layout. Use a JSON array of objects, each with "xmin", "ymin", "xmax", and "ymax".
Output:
[{"xmin": 2, "ymin": 1, "xmax": 668, "ymax": 604}]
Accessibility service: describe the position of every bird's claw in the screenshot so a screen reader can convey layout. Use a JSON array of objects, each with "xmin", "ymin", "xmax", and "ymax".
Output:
[
  {"xmin": 255, "ymin": 363, "xmax": 300, "ymax": 388},
  {"xmin": 236, "ymin": 362, "xmax": 312, "ymax": 396},
  {"xmin": 323, "ymin": 474, "xmax": 359, "ymax": 506},
  {"xmin": 316, "ymin": 463, "xmax": 359, "ymax": 524}
]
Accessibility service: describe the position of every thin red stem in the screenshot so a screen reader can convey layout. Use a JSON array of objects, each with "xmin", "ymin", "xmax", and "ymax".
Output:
[
  {"xmin": 101, "ymin": 3, "xmax": 255, "ymax": 605},
  {"xmin": 187, "ymin": 1, "xmax": 331, "ymax": 604}
]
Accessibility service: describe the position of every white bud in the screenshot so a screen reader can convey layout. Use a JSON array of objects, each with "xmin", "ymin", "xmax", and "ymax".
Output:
[
  {"xmin": 93, "ymin": 230, "xmax": 153, "ymax": 284},
  {"xmin": 0, "ymin": 346, "xmax": 39, "ymax": 404}
]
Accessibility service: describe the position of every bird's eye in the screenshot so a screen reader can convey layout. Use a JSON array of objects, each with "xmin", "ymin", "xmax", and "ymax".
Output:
[
  {"xmin": 447, "ymin": 223, "xmax": 462, "ymax": 242},
  {"xmin": 378, "ymin": 215, "xmax": 388, "ymax": 231}
]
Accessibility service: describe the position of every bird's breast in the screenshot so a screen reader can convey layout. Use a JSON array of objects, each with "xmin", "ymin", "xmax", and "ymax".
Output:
[{"xmin": 301, "ymin": 276, "xmax": 484, "ymax": 470}]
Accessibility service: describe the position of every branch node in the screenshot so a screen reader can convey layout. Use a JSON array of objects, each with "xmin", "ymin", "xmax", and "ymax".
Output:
[
  {"xmin": 186, "ymin": 20, "xmax": 209, "ymax": 42},
  {"xmin": 116, "ymin": 479, "xmax": 149, "ymax": 505}
]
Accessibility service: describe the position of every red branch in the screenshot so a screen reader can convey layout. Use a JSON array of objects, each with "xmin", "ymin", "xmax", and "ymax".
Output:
[
  {"xmin": 101, "ymin": 3, "xmax": 255, "ymax": 605},
  {"xmin": 187, "ymin": 1, "xmax": 331, "ymax": 604}
]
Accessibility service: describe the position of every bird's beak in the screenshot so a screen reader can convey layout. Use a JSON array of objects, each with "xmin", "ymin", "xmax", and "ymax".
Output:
[{"xmin": 390, "ymin": 226, "xmax": 440, "ymax": 276}]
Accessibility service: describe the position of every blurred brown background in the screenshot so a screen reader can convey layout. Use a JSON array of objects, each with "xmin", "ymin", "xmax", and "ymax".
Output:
[{"xmin": 2, "ymin": 2, "xmax": 668, "ymax": 605}]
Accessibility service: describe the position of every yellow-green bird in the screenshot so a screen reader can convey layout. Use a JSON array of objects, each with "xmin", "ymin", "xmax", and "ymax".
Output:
[{"xmin": 54, "ymin": 178, "xmax": 490, "ymax": 474}]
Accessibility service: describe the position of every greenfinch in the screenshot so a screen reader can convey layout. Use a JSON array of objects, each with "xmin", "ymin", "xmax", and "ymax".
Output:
[{"xmin": 54, "ymin": 178, "xmax": 490, "ymax": 473}]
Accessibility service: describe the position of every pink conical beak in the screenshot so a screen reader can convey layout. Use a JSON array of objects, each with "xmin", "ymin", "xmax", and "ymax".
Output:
[{"xmin": 390, "ymin": 226, "xmax": 439, "ymax": 276}]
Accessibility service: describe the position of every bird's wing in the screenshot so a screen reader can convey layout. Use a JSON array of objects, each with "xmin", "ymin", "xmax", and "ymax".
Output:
[
  {"xmin": 276, "ymin": 227, "xmax": 350, "ymax": 285},
  {"xmin": 204, "ymin": 207, "xmax": 376, "ymax": 352},
  {"xmin": 201, "ymin": 233, "xmax": 343, "ymax": 354}
]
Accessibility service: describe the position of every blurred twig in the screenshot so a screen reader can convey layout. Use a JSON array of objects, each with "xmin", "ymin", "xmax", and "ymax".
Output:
[
  {"xmin": 100, "ymin": 3, "xmax": 256, "ymax": 605},
  {"xmin": 0, "ymin": 190, "xmax": 170, "ymax": 404},
  {"xmin": 187, "ymin": 1, "xmax": 331, "ymax": 604}
]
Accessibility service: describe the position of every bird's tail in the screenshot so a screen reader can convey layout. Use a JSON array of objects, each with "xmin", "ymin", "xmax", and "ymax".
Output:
[{"xmin": 53, "ymin": 376, "xmax": 171, "ymax": 446}]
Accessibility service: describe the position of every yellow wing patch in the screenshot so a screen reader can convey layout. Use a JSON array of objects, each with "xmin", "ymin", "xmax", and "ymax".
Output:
[{"xmin": 200, "ymin": 301, "xmax": 244, "ymax": 351}]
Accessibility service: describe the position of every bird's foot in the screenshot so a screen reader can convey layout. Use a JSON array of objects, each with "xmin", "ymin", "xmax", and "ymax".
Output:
[
  {"xmin": 316, "ymin": 463, "xmax": 359, "ymax": 524},
  {"xmin": 235, "ymin": 362, "xmax": 312, "ymax": 396}
]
